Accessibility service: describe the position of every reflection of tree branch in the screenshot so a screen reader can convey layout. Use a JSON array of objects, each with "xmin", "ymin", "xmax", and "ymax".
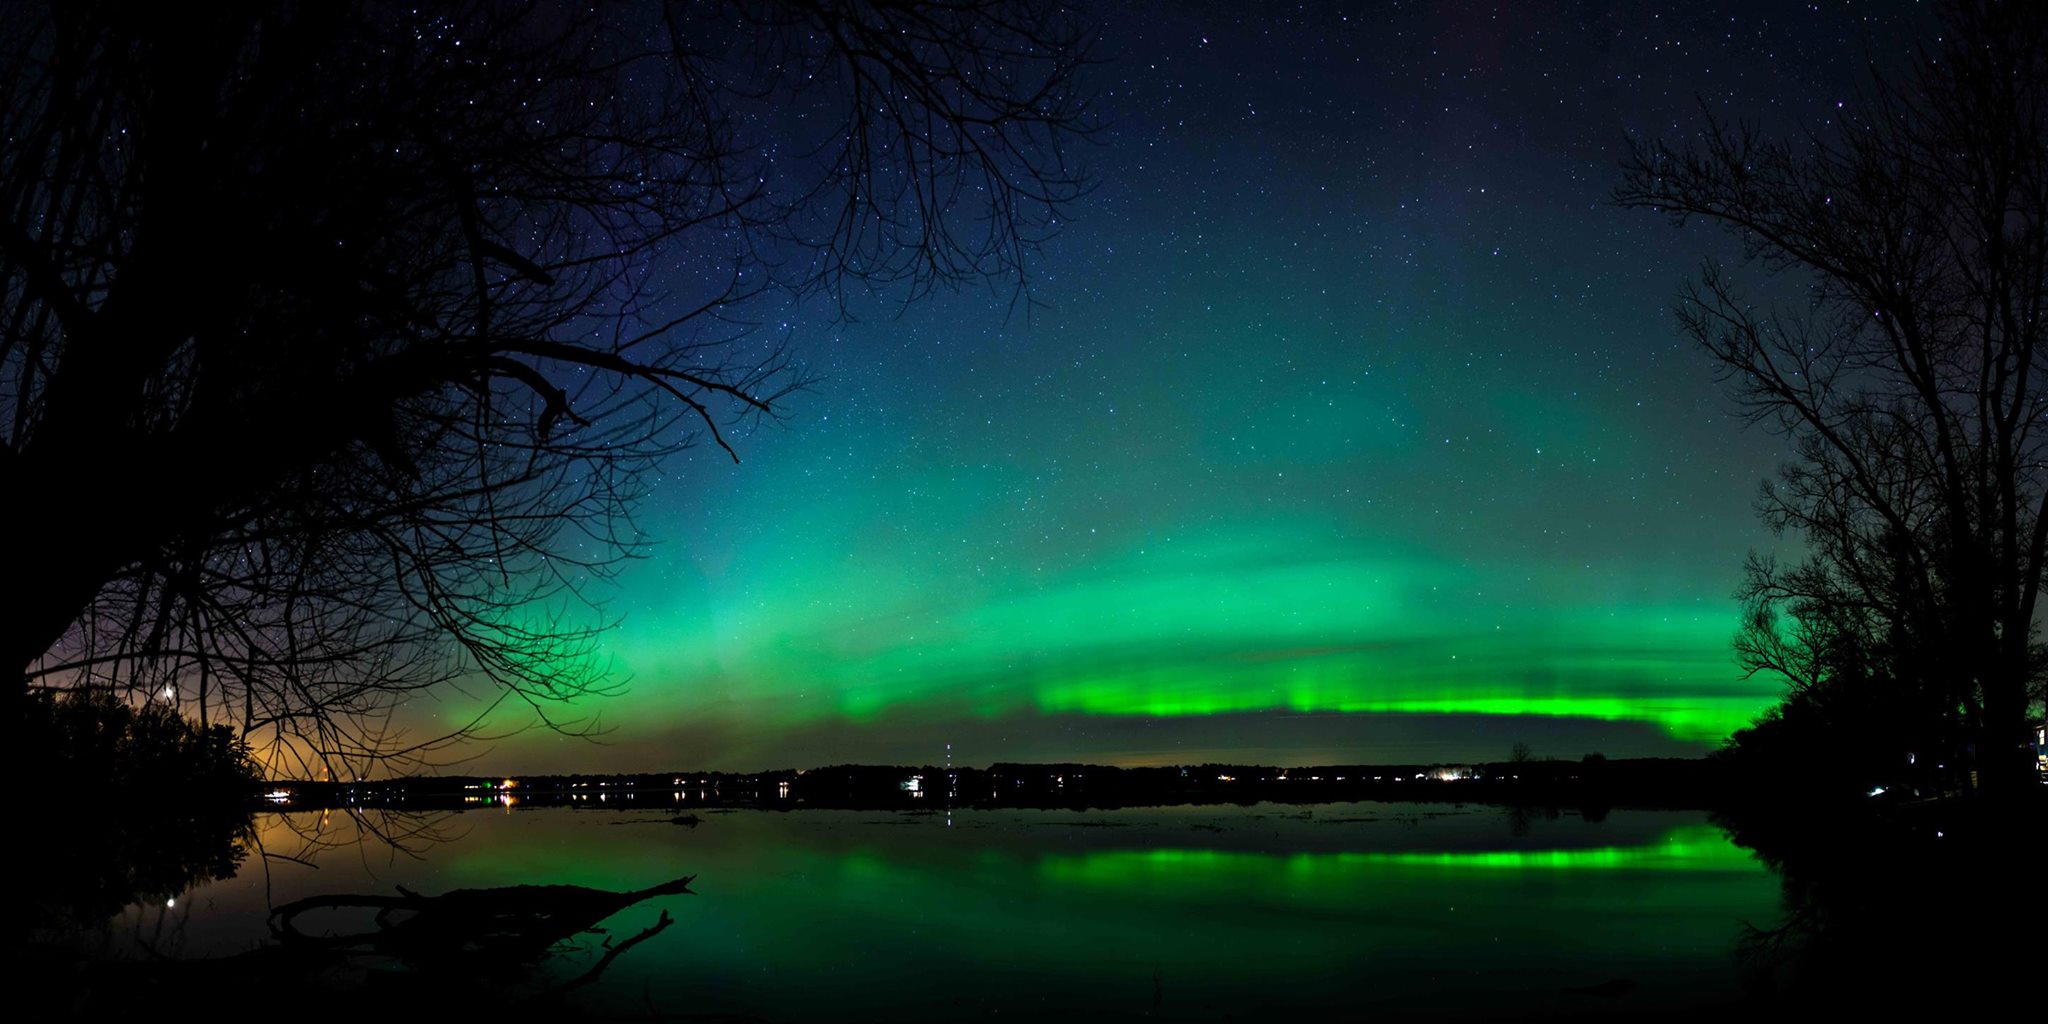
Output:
[
  {"xmin": 249, "ymin": 807, "xmax": 468, "ymax": 913},
  {"xmin": 558, "ymin": 909, "xmax": 674, "ymax": 992}
]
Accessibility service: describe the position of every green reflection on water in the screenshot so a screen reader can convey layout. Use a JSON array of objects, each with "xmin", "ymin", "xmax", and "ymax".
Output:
[
  {"xmin": 399, "ymin": 810, "xmax": 1777, "ymax": 1020},
  {"xmin": 1043, "ymin": 824, "xmax": 1752, "ymax": 885}
]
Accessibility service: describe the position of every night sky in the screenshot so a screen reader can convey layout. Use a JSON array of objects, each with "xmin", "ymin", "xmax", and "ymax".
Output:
[{"xmin": 457, "ymin": 2, "xmax": 1929, "ymax": 772}]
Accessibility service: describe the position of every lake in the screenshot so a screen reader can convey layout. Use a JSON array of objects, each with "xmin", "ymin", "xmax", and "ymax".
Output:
[{"xmin": 107, "ymin": 801, "xmax": 1782, "ymax": 1021}]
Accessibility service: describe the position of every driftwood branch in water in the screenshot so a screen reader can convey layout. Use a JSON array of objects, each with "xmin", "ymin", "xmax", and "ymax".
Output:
[{"xmin": 267, "ymin": 875, "xmax": 695, "ymax": 971}]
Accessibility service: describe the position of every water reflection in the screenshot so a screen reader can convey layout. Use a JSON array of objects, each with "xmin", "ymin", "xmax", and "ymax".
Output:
[
  {"xmin": 66, "ymin": 803, "xmax": 1787, "ymax": 1020},
  {"xmin": 1718, "ymin": 801, "xmax": 2041, "ymax": 1014},
  {"xmin": 30, "ymin": 795, "xmax": 254, "ymax": 931},
  {"xmin": 1042, "ymin": 823, "xmax": 1754, "ymax": 883},
  {"xmin": 45, "ymin": 793, "xmax": 2035, "ymax": 1019}
]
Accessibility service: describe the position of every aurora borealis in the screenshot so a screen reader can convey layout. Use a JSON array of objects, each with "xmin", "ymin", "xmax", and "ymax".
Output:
[{"xmin": 461, "ymin": 2, "xmax": 1929, "ymax": 772}]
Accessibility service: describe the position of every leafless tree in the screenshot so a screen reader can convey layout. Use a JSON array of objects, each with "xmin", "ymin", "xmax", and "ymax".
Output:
[
  {"xmin": 1617, "ymin": 0, "xmax": 2047, "ymax": 793},
  {"xmin": 1, "ymin": 1, "xmax": 1095, "ymax": 778}
]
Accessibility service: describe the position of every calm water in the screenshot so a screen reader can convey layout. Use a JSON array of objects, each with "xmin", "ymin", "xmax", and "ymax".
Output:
[{"xmin": 109, "ymin": 802, "xmax": 1780, "ymax": 1020}]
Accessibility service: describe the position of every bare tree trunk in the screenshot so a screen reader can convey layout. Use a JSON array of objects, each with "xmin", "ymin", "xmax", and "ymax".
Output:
[
  {"xmin": 1979, "ymin": 675, "xmax": 2034, "ymax": 797},
  {"xmin": 9, "ymin": 512, "xmax": 126, "ymax": 682}
]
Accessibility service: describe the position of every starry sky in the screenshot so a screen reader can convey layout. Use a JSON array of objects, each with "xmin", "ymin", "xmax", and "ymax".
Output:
[{"xmin": 466, "ymin": 1, "xmax": 1929, "ymax": 772}]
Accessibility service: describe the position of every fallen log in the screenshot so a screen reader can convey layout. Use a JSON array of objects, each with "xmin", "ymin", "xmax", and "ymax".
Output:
[{"xmin": 268, "ymin": 875, "xmax": 696, "ymax": 972}]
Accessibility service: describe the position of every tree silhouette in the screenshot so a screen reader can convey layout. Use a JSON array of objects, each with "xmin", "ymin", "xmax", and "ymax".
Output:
[
  {"xmin": 1617, "ymin": 0, "xmax": 2046, "ymax": 793},
  {"xmin": 1, "ymin": 1, "xmax": 1094, "ymax": 777},
  {"xmin": 24, "ymin": 688, "xmax": 260, "ymax": 927}
]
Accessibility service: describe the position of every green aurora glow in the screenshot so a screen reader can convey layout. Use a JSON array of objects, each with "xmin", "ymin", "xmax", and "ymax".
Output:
[
  {"xmin": 605, "ymin": 529, "xmax": 1761, "ymax": 741},
  {"xmin": 475, "ymin": 517, "xmax": 1780, "ymax": 767},
  {"xmin": 431, "ymin": 4, "xmax": 1910, "ymax": 771}
]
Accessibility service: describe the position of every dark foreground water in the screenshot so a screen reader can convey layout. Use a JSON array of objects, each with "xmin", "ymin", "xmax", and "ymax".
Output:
[{"xmin": 98, "ymin": 802, "xmax": 1779, "ymax": 1020}]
